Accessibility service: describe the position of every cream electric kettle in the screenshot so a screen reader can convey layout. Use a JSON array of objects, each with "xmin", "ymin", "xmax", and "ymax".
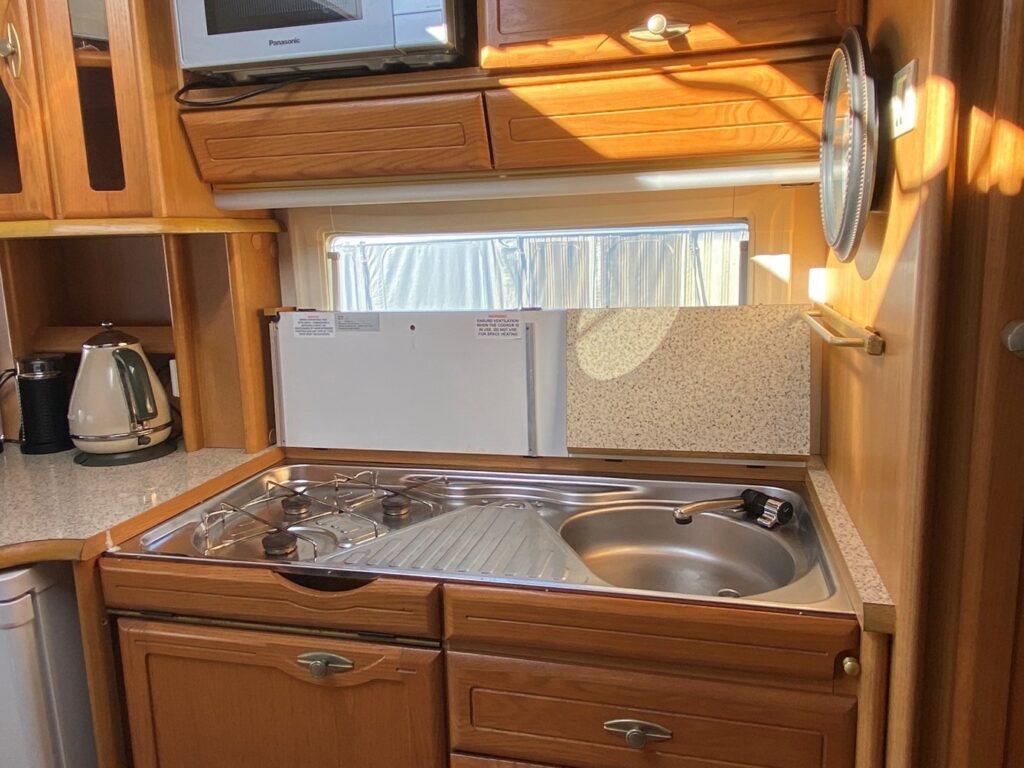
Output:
[{"xmin": 68, "ymin": 324, "xmax": 173, "ymax": 455}]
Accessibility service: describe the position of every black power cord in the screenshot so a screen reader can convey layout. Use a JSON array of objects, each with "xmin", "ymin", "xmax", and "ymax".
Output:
[
  {"xmin": 0, "ymin": 368, "xmax": 16, "ymax": 447},
  {"xmin": 174, "ymin": 74, "xmax": 320, "ymax": 108}
]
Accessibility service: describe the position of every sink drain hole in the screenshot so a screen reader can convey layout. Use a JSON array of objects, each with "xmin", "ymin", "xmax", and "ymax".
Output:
[{"xmin": 717, "ymin": 588, "xmax": 743, "ymax": 598}]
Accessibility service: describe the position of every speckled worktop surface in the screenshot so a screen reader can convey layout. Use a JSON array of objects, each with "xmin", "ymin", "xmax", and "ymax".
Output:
[
  {"xmin": 0, "ymin": 441, "xmax": 269, "ymax": 553},
  {"xmin": 805, "ymin": 458, "xmax": 895, "ymax": 633}
]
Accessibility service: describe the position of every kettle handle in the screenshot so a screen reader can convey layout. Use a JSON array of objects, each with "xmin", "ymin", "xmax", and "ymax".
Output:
[{"xmin": 112, "ymin": 348, "xmax": 158, "ymax": 430}]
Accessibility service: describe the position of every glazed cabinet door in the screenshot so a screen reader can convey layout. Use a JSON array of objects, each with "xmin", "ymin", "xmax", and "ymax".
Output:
[
  {"xmin": 479, "ymin": 0, "xmax": 862, "ymax": 70},
  {"xmin": 32, "ymin": 0, "xmax": 150, "ymax": 217},
  {"xmin": 0, "ymin": 0, "xmax": 54, "ymax": 220},
  {"xmin": 118, "ymin": 619, "xmax": 447, "ymax": 768}
]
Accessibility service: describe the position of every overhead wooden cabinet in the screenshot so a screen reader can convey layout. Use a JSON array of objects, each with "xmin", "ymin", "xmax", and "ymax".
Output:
[
  {"xmin": 485, "ymin": 59, "xmax": 827, "ymax": 170},
  {"xmin": 181, "ymin": 93, "xmax": 494, "ymax": 185},
  {"xmin": 479, "ymin": 0, "xmax": 862, "ymax": 70},
  {"xmin": 0, "ymin": 0, "xmax": 248, "ymax": 221},
  {"xmin": 118, "ymin": 619, "xmax": 447, "ymax": 768},
  {"xmin": 0, "ymin": 0, "xmax": 54, "ymax": 220}
]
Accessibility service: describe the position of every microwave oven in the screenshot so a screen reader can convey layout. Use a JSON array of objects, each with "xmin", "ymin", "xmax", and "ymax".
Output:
[{"xmin": 172, "ymin": 0, "xmax": 464, "ymax": 80}]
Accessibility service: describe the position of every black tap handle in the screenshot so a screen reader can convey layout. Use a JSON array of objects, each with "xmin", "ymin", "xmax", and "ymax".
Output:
[{"xmin": 741, "ymin": 489, "xmax": 794, "ymax": 526}]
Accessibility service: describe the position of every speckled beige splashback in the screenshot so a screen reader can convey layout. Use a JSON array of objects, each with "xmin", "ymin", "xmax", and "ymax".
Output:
[{"xmin": 566, "ymin": 305, "xmax": 811, "ymax": 457}]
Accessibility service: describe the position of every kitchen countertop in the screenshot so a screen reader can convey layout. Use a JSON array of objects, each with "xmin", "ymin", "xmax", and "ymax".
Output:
[
  {"xmin": 805, "ymin": 458, "xmax": 896, "ymax": 633},
  {"xmin": 0, "ymin": 441, "xmax": 276, "ymax": 567}
]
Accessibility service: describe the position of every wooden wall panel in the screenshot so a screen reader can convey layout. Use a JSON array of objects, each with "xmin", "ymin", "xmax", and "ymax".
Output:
[
  {"xmin": 821, "ymin": 0, "xmax": 954, "ymax": 765},
  {"xmin": 226, "ymin": 232, "xmax": 280, "ymax": 452},
  {"xmin": 181, "ymin": 234, "xmax": 245, "ymax": 448}
]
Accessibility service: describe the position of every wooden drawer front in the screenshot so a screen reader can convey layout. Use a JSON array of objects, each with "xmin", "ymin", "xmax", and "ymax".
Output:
[
  {"xmin": 100, "ymin": 558, "xmax": 441, "ymax": 639},
  {"xmin": 444, "ymin": 584, "xmax": 859, "ymax": 686},
  {"xmin": 452, "ymin": 755, "xmax": 559, "ymax": 768},
  {"xmin": 449, "ymin": 652, "xmax": 856, "ymax": 768},
  {"xmin": 485, "ymin": 60, "xmax": 825, "ymax": 170},
  {"xmin": 181, "ymin": 92, "xmax": 493, "ymax": 184},
  {"xmin": 479, "ymin": 0, "xmax": 860, "ymax": 70},
  {"xmin": 120, "ymin": 619, "xmax": 446, "ymax": 768}
]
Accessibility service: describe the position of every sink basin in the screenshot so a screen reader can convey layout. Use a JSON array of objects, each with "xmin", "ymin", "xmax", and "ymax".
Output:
[{"xmin": 558, "ymin": 505, "xmax": 801, "ymax": 599}]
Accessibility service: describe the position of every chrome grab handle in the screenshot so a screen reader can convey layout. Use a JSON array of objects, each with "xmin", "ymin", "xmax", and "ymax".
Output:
[
  {"xmin": 603, "ymin": 719, "xmax": 673, "ymax": 749},
  {"xmin": 297, "ymin": 652, "xmax": 354, "ymax": 679},
  {"xmin": 0, "ymin": 23, "xmax": 21, "ymax": 78},
  {"xmin": 802, "ymin": 302, "xmax": 886, "ymax": 356},
  {"xmin": 628, "ymin": 14, "xmax": 691, "ymax": 42}
]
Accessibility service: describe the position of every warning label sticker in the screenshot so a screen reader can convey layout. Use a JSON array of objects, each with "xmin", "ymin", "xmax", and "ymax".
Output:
[
  {"xmin": 293, "ymin": 313, "xmax": 336, "ymax": 339},
  {"xmin": 475, "ymin": 314, "xmax": 522, "ymax": 340}
]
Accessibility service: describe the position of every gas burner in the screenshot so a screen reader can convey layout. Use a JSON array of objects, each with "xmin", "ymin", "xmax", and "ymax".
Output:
[
  {"xmin": 262, "ymin": 530, "xmax": 298, "ymax": 558},
  {"xmin": 381, "ymin": 494, "xmax": 412, "ymax": 517},
  {"xmin": 281, "ymin": 494, "xmax": 312, "ymax": 518}
]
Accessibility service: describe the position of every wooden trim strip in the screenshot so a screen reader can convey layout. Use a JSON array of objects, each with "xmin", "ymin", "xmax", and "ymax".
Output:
[
  {"xmin": 0, "ymin": 218, "xmax": 282, "ymax": 239},
  {"xmin": 73, "ymin": 557, "xmax": 129, "ymax": 768},
  {"xmin": 856, "ymin": 631, "xmax": 891, "ymax": 768},
  {"xmin": 281, "ymin": 447, "xmax": 808, "ymax": 483},
  {"xmin": 0, "ymin": 539, "xmax": 84, "ymax": 570}
]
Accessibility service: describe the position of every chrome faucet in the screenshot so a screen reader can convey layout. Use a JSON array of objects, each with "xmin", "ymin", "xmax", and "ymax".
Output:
[{"xmin": 673, "ymin": 489, "xmax": 794, "ymax": 530}]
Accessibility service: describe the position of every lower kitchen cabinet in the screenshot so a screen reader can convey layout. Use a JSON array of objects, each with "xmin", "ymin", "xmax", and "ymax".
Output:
[
  {"xmin": 448, "ymin": 652, "xmax": 857, "ymax": 768},
  {"xmin": 116, "ymin": 619, "xmax": 446, "ymax": 768}
]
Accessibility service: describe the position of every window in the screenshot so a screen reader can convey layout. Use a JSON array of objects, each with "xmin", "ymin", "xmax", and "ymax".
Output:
[{"xmin": 326, "ymin": 224, "xmax": 749, "ymax": 312}]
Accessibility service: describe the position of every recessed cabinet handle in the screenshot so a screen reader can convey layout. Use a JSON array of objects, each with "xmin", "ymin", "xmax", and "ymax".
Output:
[
  {"xmin": 0, "ymin": 23, "xmax": 21, "ymax": 79},
  {"xmin": 628, "ymin": 14, "xmax": 691, "ymax": 42},
  {"xmin": 296, "ymin": 651, "xmax": 354, "ymax": 678},
  {"xmin": 603, "ymin": 719, "xmax": 673, "ymax": 749}
]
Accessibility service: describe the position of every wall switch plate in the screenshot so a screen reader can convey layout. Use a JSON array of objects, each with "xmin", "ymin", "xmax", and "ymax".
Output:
[
  {"xmin": 169, "ymin": 358, "xmax": 180, "ymax": 398},
  {"xmin": 891, "ymin": 60, "xmax": 919, "ymax": 138}
]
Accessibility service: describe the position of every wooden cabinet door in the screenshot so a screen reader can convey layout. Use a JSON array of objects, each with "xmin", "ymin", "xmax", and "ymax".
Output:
[
  {"xmin": 479, "ymin": 0, "xmax": 862, "ymax": 70},
  {"xmin": 32, "ymin": 0, "xmax": 151, "ymax": 218},
  {"xmin": 0, "ymin": 0, "xmax": 54, "ymax": 220},
  {"xmin": 181, "ymin": 93, "xmax": 493, "ymax": 185},
  {"xmin": 485, "ymin": 59, "xmax": 826, "ymax": 171},
  {"xmin": 118, "ymin": 618, "xmax": 447, "ymax": 768},
  {"xmin": 449, "ymin": 652, "xmax": 857, "ymax": 768}
]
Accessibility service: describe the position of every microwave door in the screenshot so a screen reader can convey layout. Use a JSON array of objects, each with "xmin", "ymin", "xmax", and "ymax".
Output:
[{"xmin": 174, "ymin": 0, "xmax": 397, "ymax": 72}]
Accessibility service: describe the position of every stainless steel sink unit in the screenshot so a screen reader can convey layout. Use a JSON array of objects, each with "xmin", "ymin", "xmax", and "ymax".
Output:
[{"xmin": 113, "ymin": 464, "xmax": 851, "ymax": 614}]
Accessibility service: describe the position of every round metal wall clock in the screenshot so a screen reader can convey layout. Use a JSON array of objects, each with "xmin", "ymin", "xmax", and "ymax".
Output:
[{"xmin": 819, "ymin": 27, "xmax": 879, "ymax": 262}]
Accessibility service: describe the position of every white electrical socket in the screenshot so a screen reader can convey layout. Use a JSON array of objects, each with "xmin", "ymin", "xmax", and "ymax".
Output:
[
  {"xmin": 891, "ymin": 60, "xmax": 919, "ymax": 138},
  {"xmin": 169, "ymin": 358, "xmax": 180, "ymax": 398}
]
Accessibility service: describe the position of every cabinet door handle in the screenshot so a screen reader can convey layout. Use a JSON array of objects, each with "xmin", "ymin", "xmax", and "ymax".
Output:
[
  {"xmin": 627, "ymin": 14, "xmax": 691, "ymax": 42},
  {"xmin": 297, "ymin": 652, "xmax": 355, "ymax": 679},
  {"xmin": 603, "ymin": 719, "xmax": 673, "ymax": 749},
  {"xmin": 1002, "ymin": 321, "xmax": 1024, "ymax": 358},
  {"xmin": 0, "ymin": 23, "xmax": 21, "ymax": 78}
]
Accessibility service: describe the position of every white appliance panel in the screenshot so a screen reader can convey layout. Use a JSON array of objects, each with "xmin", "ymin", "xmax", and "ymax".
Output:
[{"xmin": 273, "ymin": 311, "xmax": 566, "ymax": 456}]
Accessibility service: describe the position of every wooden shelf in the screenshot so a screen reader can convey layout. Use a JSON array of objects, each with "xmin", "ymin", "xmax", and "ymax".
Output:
[
  {"xmin": 0, "ymin": 218, "xmax": 282, "ymax": 239},
  {"xmin": 73, "ymin": 47, "xmax": 112, "ymax": 68},
  {"xmin": 33, "ymin": 326, "xmax": 175, "ymax": 355}
]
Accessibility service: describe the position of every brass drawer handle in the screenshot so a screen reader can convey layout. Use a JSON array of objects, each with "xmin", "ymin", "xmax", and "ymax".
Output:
[
  {"xmin": 603, "ymin": 719, "xmax": 673, "ymax": 749},
  {"xmin": 0, "ymin": 23, "xmax": 21, "ymax": 78},
  {"xmin": 627, "ymin": 14, "xmax": 691, "ymax": 42},
  {"xmin": 297, "ymin": 651, "xmax": 354, "ymax": 679}
]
